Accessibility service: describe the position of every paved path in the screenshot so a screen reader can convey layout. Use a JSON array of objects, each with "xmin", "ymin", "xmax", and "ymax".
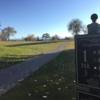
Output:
[{"xmin": 0, "ymin": 42, "xmax": 66, "ymax": 95}]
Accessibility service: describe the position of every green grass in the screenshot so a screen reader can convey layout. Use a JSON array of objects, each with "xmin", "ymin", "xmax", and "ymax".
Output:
[
  {"xmin": 0, "ymin": 41, "xmax": 75, "ymax": 100},
  {"xmin": 0, "ymin": 40, "xmax": 66, "ymax": 69}
]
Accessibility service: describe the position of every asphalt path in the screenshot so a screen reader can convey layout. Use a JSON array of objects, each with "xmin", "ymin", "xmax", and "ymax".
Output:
[{"xmin": 0, "ymin": 42, "xmax": 66, "ymax": 95}]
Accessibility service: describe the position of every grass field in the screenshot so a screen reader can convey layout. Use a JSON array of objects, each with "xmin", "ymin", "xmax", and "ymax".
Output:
[
  {"xmin": 0, "ymin": 40, "xmax": 66, "ymax": 69},
  {"xmin": 0, "ymin": 41, "xmax": 75, "ymax": 100}
]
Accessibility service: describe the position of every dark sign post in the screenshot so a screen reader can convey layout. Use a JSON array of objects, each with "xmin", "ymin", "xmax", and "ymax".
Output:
[{"xmin": 75, "ymin": 35, "xmax": 100, "ymax": 100}]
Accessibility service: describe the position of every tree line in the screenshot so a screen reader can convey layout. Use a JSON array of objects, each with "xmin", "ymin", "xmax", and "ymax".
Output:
[
  {"xmin": 0, "ymin": 26, "xmax": 60, "ymax": 41},
  {"xmin": 23, "ymin": 33, "xmax": 60, "ymax": 41},
  {"xmin": 0, "ymin": 18, "xmax": 86, "ymax": 41}
]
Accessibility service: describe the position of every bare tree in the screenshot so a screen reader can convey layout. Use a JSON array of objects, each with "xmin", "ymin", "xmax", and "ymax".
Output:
[
  {"xmin": 1, "ymin": 26, "xmax": 16, "ymax": 40},
  {"xmin": 51, "ymin": 34, "xmax": 60, "ymax": 40},
  {"xmin": 42, "ymin": 33, "xmax": 50, "ymax": 40},
  {"xmin": 68, "ymin": 19, "xmax": 83, "ymax": 36}
]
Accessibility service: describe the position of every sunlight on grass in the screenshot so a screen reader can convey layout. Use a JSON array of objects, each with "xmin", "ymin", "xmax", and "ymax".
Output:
[
  {"xmin": 66, "ymin": 40, "xmax": 74, "ymax": 50},
  {"xmin": 0, "ymin": 41, "xmax": 75, "ymax": 100},
  {"xmin": 0, "ymin": 41, "xmax": 67, "ymax": 69}
]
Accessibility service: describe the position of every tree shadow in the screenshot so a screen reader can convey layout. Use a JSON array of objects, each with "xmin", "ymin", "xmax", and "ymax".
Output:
[
  {"xmin": 6, "ymin": 41, "xmax": 61, "ymax": 47},
  {"xmin": 0, "ymin": 49, "xmax": 75, "ymax": 100},
  {"xmin": 0, "ymin": 49, "xmax": 75, "ymax": 70},
  {"xmin": 0, "ymin": 54, "xmax": 42, "ymax": 69}
]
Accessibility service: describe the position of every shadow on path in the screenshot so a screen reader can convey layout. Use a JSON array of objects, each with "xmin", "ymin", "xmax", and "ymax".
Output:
[
  {"xmin": 0, "ymin": 42, "xmax": 67, "ymax": 95},
  {"xmin": 0, "ymin": 49, "xmax": 75, "ymax": 100},
  {"xmin": 0, "ymin": 54, "xmax": 42, "ymax": 69}
]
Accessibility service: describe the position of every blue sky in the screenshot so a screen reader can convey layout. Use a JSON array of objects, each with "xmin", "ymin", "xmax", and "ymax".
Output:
[{"xmin": 0, "ymin": 0, "xmax": 100, "ymax": 39}]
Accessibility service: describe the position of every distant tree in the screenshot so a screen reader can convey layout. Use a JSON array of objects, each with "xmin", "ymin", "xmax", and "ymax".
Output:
[
  {"xmin": 51, "ymin": 34, "xmax": 60, "ymax": 40},
  {"xmin": 42, "ymin": 33, "xmax": 50, "ymax": 40},
  {"xmin": 68, "ymin": 19, "xmax": 83, "ymax": 36},
  {"xmin": 36, "ymin": 36, "xmax": 41, "ymax": 41},
  {"xmin": 1, "ymin": 27, "xmax": 16, "ymax": 40},
  {"xmin": 64, "ymin": 37, "xmax": 71, "ymax": 40},
  {"xmin": 24, "ymin": 34, "xmax": 36, "ymax": 41},
  {"xmin": 0, "ymin": 25, "xmax": 2, "ymax": 40},
  {"xmin": 0, "ymin": 32, "xmax": 2, "ymax": 40}
]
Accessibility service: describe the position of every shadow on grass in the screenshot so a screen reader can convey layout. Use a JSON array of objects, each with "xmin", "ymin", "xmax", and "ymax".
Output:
[
  {"xmin": 0, "ymin": 49, "xmax": 75, "ymax": 100},
  {"xmin": 0, "ymin": 54, "xmax": 42, "ymax": 69},
  {"xmin": 6, "ymin": 40, "xmax": 62, "ymax": 47}
]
